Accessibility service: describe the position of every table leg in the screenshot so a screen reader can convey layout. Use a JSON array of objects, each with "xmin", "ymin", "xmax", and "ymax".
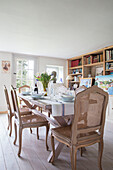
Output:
[{"xmin": 48, "ymin": 142, "xmax": 64, "ymax": 163}]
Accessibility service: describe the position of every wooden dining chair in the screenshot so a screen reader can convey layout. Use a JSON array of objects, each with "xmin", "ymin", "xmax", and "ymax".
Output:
[
  {"xmin": 51, "ymin": 86, "xmax": 108, "ymax": 170},
  {"xmin": 4, "ymin": 85, "xmax": 33, "ymax": 137},
  {"xmin": 12, "ymin": 86, "xmax": 49, "ymax": 157},
  {"xmin": 19, "ymin": 85, "xmax": 30, "ymax": 107}
]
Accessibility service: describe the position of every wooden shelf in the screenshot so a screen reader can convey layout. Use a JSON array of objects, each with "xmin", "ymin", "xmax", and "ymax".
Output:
[
  {"xmin": 84, "ymin": 62, "xmax": 104, "ymax": 67},
  {"xmin": 69, "ymin": 73, "xmax": 82, "ymax": 76},
  {"xmin": 70, "ymin": 81, "xmax": 79, "ymax": 83},
  {"xmin": 105, "ymin": 69, "xmax": 113, "ymax": 71},
  {"xmin": 84, "ymin": 77, "xmax": 95, "ymax": 79},
  {"xmin": 67, "ymin": 45, "xmax": 113, "ymax": 88},
  {"xmin": 104, "ymin": 45, "xmax": 113, "ymax": 50},
  {"xmin": 105, "ymin": 60, "xmax": 113, "ymax": 63},
  {"xmin": 69, "ymin": 65, "xmax": 82, "ymax": 70}
]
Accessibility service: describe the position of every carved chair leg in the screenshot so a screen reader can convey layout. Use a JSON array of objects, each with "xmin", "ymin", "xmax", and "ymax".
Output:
[
  {"xmin": 51, "ymin": 134, "xmax": 55, "ymax": 163},
  {"xmin": 70, "ymin": 146, "xmax": 77, "ymax": 170},
  {"xmin": 46, "ymin": 124, "xmax": 49, "ymax": 151},
  {"xmin": 9, "ymin": 117, "xmax": 12, "ymax": 137},
  {"xmin": 98, "ymin": 139, "xmax": 103, "ymax": 170},
  {"xmin": 30, "ymin": 128, "xmax": 32, "ymax": 134},
  {"xmin": 37, "ymin": 128, "xmax": 39, "ymax": 140},
  {"xmin": 13, "ymin": 122, "xmax": 17, "ymax": 145},
  {"xmin": 18, "ymin": 127, "xmax": 22, "ymax": 157}
]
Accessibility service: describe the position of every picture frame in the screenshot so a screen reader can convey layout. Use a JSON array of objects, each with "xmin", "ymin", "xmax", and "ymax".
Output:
[
  {"xmin": 2, "ymin": 61, "xmax": 10, "ymax": 73},
  {"xmin": 80, "ymin": 78, "xmax": 92, "ymax": 88},
  {"xmin": 95, "ymin": 75, "xmax": 113, "ymax": 95}
]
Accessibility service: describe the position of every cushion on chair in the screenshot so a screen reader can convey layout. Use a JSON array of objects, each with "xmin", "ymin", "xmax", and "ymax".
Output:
[
  {"xmin": 21, "ymin": 114, "xmax": 48, "ymax": 126},
  {"xmin": 52, "ymin": 125, "xmax": 101, "ymax": 146},
  {"xmin": 51, "ymin": 125, "xmax": 72, "ymax": 145},
  {"xmin": 77, "ymin": 131, "xmax": 101, "ymax": 145}
]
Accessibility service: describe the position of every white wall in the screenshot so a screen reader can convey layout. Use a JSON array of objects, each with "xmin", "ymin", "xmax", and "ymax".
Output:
[
  {"xmin": 0, "ymin": 52, "xmax": 67, "ymax": 112},
  {"xmin": 0, "ymin": 52, "xmax": 13, "ymax": 112}
]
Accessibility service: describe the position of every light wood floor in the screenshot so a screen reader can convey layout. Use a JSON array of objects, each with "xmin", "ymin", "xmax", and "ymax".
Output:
[{"xmin": 0, "ymin": 114, "xmax": 113, "ymax": 170}]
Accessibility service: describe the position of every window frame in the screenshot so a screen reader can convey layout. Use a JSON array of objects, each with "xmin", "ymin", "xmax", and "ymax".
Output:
[{"xmin": 13, "ymin": 54, "xmax": 38, "ymax": 89}]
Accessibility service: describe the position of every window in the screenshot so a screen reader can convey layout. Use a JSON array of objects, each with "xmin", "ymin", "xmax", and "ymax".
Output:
[
  {"xmin": 46, "ymin": 65, "xmax": 64, "ymax": 83},
  {"xmin": 16, "ymin": 59, "xmax": 34, "ymax": 88}
]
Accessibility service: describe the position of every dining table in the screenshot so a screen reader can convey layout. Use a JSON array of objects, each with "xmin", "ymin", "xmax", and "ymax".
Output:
[{"xmin": 18, "ymin": 93, "xmax": 74, "ymax": 162}]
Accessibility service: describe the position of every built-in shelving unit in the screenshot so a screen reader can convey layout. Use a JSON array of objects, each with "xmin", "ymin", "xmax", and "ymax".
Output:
[
  {"xmin": 67, "ymin": 45, "xmax": 113, "ymax": 88},
  {"xmin": 105, "ymin": 60, "xmax": 113, "ymax": 63},
  {"xmin": 69, "ymin": 73, "xmax": 82, "ymax": 76},
  {"xmin": 84, "ymin": 62, "xmax": 104, "ymax": 67}
]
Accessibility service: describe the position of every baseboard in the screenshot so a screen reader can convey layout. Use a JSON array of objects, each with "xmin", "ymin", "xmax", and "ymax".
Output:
[{"xmin": 0, "ymin": 111, "xmax": 8, "ymax": 114}]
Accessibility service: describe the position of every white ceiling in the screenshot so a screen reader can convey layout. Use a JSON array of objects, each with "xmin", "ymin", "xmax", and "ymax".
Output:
[{"xmin": 0, "ymin": 0, "xmax": 113, "ymax": 59}]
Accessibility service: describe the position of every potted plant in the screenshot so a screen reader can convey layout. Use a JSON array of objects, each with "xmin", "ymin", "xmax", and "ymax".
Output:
[{"xmin": 35, "ymin": 72, "xmax": 53, "ymax": 92}]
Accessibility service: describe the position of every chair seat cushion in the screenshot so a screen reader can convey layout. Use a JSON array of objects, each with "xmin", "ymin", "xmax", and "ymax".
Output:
[
  {"xmin": 21, "ymin": 114, "xmax": 48, "ymax": 127},
  {"xmin": 51, "ymin": 126, "xmax": 100, "ymax": 146},
  {"xmin": 51, "ymin": 125, "xmax": 72, "ymax": 145},
  {"xmin": 77, "ymin": 131, "xmax": 101, "ymax": 145}
]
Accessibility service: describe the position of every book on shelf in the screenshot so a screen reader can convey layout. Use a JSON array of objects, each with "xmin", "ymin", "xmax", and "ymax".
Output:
[
  {"xmin": 92, "ymin": 54, "xmax": 103, "ymax": 63},
  {"xmin": 112, "ymin": 50, "xmax": 113, "ymax": 60},
  {"xmin": 106, "ymin": 50, "xmax": 113, "ymax": 60},
  {"xmin": 85, "ymin": 55, "xmax": 91, "ymax": 64},
  {"xmin": 100, "ymin": 54, "xmax": 103, "ymax": 62},
  {"xmin": 71, "ymin": 59, "xmax": 81, "ymax": 67},
  {"xmin": 92, "ymin": 55, "xmax": 98, "ymax": 63}
]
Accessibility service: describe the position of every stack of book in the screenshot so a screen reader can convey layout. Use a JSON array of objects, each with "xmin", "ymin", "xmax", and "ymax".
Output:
[
  {"xmin": 92, "ymin": 54, "xmax": 103, "ymax": 63},
  {"xmin": 71, "ymin": 59, "xmax": 81, "ymax": 67},
  {"xmin": 106, "ymin": 50, "xmax": 113, "ymax": 61}
]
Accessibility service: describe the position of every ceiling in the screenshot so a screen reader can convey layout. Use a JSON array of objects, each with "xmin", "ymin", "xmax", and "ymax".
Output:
[{"xmin": 0, "ymin": 0, "xmax": 113, "ymax": 59}]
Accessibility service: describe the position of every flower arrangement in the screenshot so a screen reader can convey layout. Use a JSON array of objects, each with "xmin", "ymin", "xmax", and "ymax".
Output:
[{"xmin": 35, "ymin": 72, "xmax": 53, "ymax": 91}]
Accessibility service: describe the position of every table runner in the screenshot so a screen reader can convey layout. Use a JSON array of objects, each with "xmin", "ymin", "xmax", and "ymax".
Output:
[{"xmin": 19, "ymin": 94, "xmax": 74, "ymax": 117}]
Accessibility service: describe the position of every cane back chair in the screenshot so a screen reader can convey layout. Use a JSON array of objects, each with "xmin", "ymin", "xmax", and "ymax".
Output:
[
  {"xmin": 4, "ymin": 85, "xmax": 32, "ymax": 136},
  {"xmin": 12, "ymin": 86, "xmax": 49, "ymax": 157},
  {"xmin": 51, "ymin": 86, "xmax": 108, "ymax": 170}
]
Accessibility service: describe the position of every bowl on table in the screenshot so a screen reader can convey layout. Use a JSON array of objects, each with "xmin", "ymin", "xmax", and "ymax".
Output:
[
  {"xmin": 31, "ymin": 93, "xmax": 43, "ymax": 99},
  {"xmin": 61, "ymin": 95, "xmax": 74, "ymax": 102},
  {"xmin": 22, "ymin": 91, "xmax": 31, "ymax": 95}
]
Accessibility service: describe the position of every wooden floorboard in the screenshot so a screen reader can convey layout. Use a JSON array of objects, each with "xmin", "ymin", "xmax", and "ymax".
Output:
[
  {"xmin": 0, "ymin": 114, "xmax": 113, "ymax": 170},
  {"xmin": 0, "ymin": 136, "xmax": 7, "ymax": 170}
]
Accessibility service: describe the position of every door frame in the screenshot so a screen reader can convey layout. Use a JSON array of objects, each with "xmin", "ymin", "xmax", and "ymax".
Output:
[{"xmin": 11, "ymin": 53, "xmax": 38, "ymax": 88}]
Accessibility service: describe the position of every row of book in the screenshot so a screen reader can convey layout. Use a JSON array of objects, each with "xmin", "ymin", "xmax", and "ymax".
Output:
[
  {"xmin": 106, "ymin": 63, "xmax": 113, "ymax": 70},
  {"xmin": 85, "ymin": 54, "xmax": 103, "ymax": 64},
  {"xmin": 93, "ymin": 54, "xmax": 103, "ymax": 63},
  {"xmin": 71, "ymin": 59, "xmax": 82, "ymax": 67},
  {"xmin": 106, "ymin": 50, "xmax": 113, "ymax": 61}
]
